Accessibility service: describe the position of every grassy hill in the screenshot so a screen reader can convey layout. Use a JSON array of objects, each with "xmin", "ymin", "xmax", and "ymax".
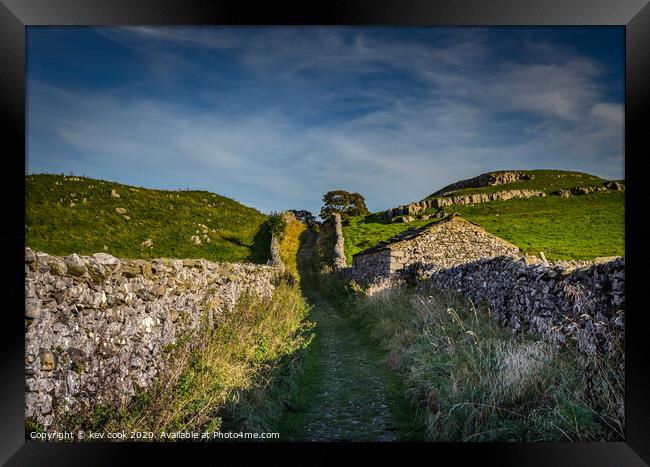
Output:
[
  {"xmin": 452, "ymin": 191, "xmax": 624, "ymax": 260},
  {"xmin": 343, "ymin": 170, "xmax": 624, "ymax": 263},
  {"xmin": 26, "ymin": 174, "xmax": 271, "ymax": 263}
]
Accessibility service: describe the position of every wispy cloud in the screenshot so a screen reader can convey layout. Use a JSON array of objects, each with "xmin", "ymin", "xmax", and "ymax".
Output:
[{"xmin": 28, "ymin": 27, "xmax": 624, "ymax": 215}]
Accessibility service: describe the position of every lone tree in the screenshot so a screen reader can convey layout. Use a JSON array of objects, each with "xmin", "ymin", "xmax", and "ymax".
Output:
[{"xmin": 320, "ymin": 190, "xmax": 369, "ymax": 220}]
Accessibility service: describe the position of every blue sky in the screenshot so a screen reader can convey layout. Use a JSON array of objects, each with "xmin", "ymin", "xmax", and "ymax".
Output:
[{"xmin": 27, "ymin": 26, "xmax": 624, "ymax": 215}]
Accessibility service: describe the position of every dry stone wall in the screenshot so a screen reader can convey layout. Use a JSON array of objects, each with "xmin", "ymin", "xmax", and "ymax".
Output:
[
  {"xmin": 348, "ymin": 250, "xmax": 392, "ymax": 281},
  {"xmin": 331, "ymin": 213, "xmax": 347, "ymax": 270},
  {"xmin": 24, "ymin": 248, "xmax": 278, "ymax": 429},
  {"xmin": 341, "ymin": 216, "xmax": 624, "ymax": 356},
  {"xmin": 339, "ymin": 205, "xmax": 624, "ymax": 358},
  {"xmin": 269, "ymin": 234, "xmax": 284, "ymax": 269},
  {"xmin": 417, "ymin": 256, "xmax": 624, "ymax": 355}
]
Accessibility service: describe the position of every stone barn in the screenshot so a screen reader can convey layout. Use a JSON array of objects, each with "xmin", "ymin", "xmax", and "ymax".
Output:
[{"xmin": 351, "ymin": 215, "xmax": 520, "ymax": 281}]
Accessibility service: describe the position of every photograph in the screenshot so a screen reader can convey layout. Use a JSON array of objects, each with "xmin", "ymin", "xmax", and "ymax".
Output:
[{"xmin": 22, "ymin": 25, "xmax": 628, "ymax": 444}]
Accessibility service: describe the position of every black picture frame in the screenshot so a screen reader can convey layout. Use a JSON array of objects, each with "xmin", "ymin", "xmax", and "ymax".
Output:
[{"xmin": 2, "ymin": 0, "xmax": 649, "ymax": 464}]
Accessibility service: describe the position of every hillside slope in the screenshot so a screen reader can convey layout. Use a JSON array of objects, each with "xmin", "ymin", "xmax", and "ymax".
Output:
[
  {"xmin": 452, "ymin": 191, "xmax": 624, "ymax": 260},
  {"xmin": 26, "ymin": 174, "xmax": 271, "ymax": 263},
  {"xmin": 343, "ymin": 170, "xmax": 624, "ymax": 262},
  {"xmin": 426, "ymin": 169, "xmax": 610, "ymax": 198}
]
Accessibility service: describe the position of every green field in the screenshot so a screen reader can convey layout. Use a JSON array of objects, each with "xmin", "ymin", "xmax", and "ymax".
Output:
[
  {"xmin": 343, "ymin": 190, "xmax": 624, "ymax": 262},
  {"xmin": 426, "ymin": 169, "xmax": 611, "ymax": 198},
  {"xmin": 342, "ymin": 216, "xmax": 443, "ymax": 263},
  {"xmin": 26, "ymin": 171, "xmax": 625, "ymax": 264},
  {"xmin": 26, "ymin": 174, "xmax": 271, "ymax": 263}
]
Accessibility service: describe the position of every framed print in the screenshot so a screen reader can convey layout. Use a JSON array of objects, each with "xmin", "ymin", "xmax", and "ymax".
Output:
[{"xmin": 2, "ymin": 0, "xmax": 649, "ymax": 464}]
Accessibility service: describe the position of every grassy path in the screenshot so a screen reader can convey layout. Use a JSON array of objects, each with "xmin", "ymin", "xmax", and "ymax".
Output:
[{"xmin": 278, "ymin": 231, "xmax": 420, "ymax": 441}]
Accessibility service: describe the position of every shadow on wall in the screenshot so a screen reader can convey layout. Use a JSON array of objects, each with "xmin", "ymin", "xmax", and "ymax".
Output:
[
  {"xmin": 296, "ymin": 228, "xmax": 318, "ymax": 290},
  {"xmin": 248, "ymin": 222, "xmax": 272, "ymax": 264},
  {"xmin": 314, "ymin": 218, "xmax": 336, "ymax": 273}
]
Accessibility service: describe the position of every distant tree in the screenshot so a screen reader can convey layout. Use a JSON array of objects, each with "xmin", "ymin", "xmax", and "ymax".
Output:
[
  {"xmin": 320, "ymin": 190, "xmax": 369, "ymax": 220},
  {"xmin": 288, "ymin": 209, "xmax": 317, "ymax": 226}
]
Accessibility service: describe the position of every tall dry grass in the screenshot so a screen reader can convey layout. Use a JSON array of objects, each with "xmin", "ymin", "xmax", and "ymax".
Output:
[
  {"xmin": 83, "ymin": 280, "xmax": 315, "ymax": 437},
  {"xmin": 321, "ymin": 275, "xmax": 624, "ymax": 441}
]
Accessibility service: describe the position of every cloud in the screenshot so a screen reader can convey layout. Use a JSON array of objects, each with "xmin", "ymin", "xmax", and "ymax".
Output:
[
  {"xmin": 94, "ymin": 26, "xmax": 244, "ymax": 50},
  {"xmin": 591, "ymin": 102, "xmax": 624, "ymax": 124},
  {"xmin": 28, "ymin": 27, "xmax": 624, "ymax": 215}
]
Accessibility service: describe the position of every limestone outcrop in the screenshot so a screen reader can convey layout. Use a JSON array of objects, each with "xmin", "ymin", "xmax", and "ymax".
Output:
[
  {"xmin": 431, "ymin": 170, "xmax": 534, "ymax": 197},
  {"xmin": 378, "ymin": 174, "xmax": 624, "ymax": 222},
  {"xmin": 551, "ymin": 182, "xmax": 624, "ymax": 198},
  {"xmin": 379, "ymin": 189, "xmax": 547, "ymax": 221}
]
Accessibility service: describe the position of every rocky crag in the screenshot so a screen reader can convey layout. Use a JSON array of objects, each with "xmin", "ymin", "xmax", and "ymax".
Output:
[
  {"xmin": 379, "ymin": 189, "xmax": 547, "ymax": 222},
  {"xmin": 431, "ymin": 170, "xmax": 534, "ymax": 197},
  {"xmin": 552, "ymin": 180, "xmax": 624, "ymax": 198},
  {"xmin": 378, "ymin": 172, "xmax": 624, "ymax": 223}
]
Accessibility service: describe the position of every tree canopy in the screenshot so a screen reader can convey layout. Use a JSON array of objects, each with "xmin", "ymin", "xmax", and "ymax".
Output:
[
  {"xmin": 288, "ymin": 209, "xmax": 317, "ymax": 226},
  {"xmin": 320, "ymin": 190, "xmax": 369, "ymax": 220}
]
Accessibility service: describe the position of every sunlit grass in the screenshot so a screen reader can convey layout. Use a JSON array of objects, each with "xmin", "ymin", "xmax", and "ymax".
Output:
[
  {"xmin": 26, "ymin": 173, "xmax": 270, "ymax": 263},
  {"xmin": 279, "ymin": 217, "xmax": 307, "ymax": 280},
  {"xmin": 343, "ymin": 191, "xmax": 624, "ymax": 262}
]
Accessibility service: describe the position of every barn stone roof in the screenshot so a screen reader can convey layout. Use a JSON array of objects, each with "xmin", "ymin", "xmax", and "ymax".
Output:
[{"xmin": 353, "ymin": 215, "xmax": 483, "ymax": 257}]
